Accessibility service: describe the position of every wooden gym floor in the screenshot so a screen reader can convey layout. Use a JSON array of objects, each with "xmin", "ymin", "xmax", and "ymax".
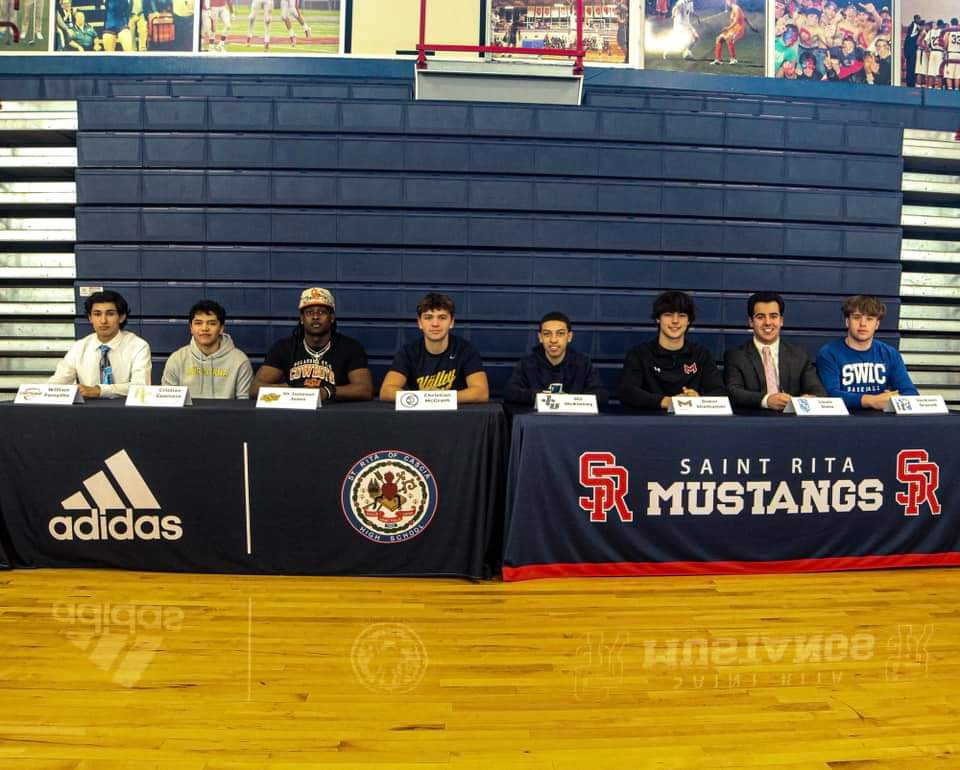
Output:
[{"xmin": 1, "ymin": 567, "xmax": 959, "ymax": 770}]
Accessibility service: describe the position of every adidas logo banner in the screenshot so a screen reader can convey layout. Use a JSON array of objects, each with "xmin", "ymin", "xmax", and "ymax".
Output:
[
  {"xmin": 0, "ymin": 403, "xmax": 501, "ymax": 578},
  {"xmin": 51, "ymin": 450, "xmax": 184, "ymax": 542},
  {"xmin": 0, "ymin": 427, "xmax": 245, "ymax": 571}
]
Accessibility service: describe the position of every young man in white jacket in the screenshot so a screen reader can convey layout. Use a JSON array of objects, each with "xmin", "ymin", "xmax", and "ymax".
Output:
[{"xmin": 162, "ymin": 299, "xmax": 253, "ymax": 399}]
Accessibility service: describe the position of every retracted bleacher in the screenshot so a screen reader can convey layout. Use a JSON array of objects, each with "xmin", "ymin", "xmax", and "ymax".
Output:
[{"xmin": 74, "ymin": 90, "xmax": 905, "ymax": 395}]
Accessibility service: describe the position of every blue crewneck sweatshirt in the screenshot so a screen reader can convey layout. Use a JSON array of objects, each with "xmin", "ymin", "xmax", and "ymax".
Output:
[{"xmin": 816, "ymin": 337, "xmax": 918, "ymax": 409}]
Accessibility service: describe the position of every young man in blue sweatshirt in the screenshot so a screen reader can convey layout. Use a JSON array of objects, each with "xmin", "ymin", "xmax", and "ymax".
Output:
[
  {"xmin": 816, "ymin": 294, "xmax": 918, "ymax": 411},
  {"xmin": 504, "ymin": 312, "xmax": 608, "ymax": 406}
]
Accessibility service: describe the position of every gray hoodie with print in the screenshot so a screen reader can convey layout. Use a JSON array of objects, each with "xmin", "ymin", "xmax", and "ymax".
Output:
[{"xmin": 161, "ymin": 333, "xmax": 253, "ymax": 399}]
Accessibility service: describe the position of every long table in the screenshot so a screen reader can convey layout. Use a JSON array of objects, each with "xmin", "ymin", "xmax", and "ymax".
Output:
[
  {"xmin": 503, "ymin": 412, "xmax": 960, "ymax": 580},
  {"xmin": 0, "ymin": 401, "xmax": 507, "ymax": 579}
]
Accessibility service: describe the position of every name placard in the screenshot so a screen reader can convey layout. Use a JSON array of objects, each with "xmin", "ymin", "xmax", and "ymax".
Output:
[
  {"xmin": 668, "ymin": 396, "xmax": 733, "ymax": 415},
  {"xmin": 884, "ymin": 395, "xmax": 949, "ymax": 415},
  {"xmin": 784, "ymin": 397, "xmax": 849, "ymax": 416},
  {"xmin": 535, "ymin": 393, "xmax": 599, "ymax": 414},
  {"xmin": 395, "ymin": 390, "xmax": 458, "ymax": 411},
  {"xmin": 14, "ymin": 384, "xmax": 83, "ymax": 405},
  {"xmin": 256, "ymin": 387, "xmax": 320, "ymax": 410},
  {"xmin": 126, "ymin": 385, "xmax": 192, "ymax": 407}
]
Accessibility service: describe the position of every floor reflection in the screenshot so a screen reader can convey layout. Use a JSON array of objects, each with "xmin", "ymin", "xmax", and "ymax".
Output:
[
  {"xmin": 52, "ymin": 601, "xmax": 184, "ymax": 687},
  {"xmin": 351, "ymin": 621, "xmax": 428, "ymax": 693},
  {"xmin": 0, "ymin": 570, "xmax": 955, "ymax": 768}
]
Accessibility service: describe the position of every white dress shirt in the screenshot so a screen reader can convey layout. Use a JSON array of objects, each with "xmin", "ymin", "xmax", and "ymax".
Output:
[
  {"xmin": 49, "ymin": 330, "xmax": 152, "ymax": 398},
  {"xmin": 752, "ymin": 337, "xmax": 781, "ymax": 410}
]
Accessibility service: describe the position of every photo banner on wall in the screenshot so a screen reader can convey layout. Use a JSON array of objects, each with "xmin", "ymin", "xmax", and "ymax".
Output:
[
  {"xmin": 52, "ymin": 0, "xmax": 197, "ymax": 52},
  {"xmin": 901, "ymin": 0, "xmax": 958, "ymax": 89},
  {"xmin": 491, "ymin": 0, "xmax": 632, "ymax": 64},
  {"xmin": 0, "ymin": 0, "xmax": 51, "ymax": 52},
  {"xmin": 200, "ymin": 0, "xmax": 341, "ymax": 53},
  {"xmin": 643, "ymin": 0, "xmax": 765, "ymax": 75},
  {"xmin": 774, "ymin": 0, "xmax": 894, "ymax": 83}
]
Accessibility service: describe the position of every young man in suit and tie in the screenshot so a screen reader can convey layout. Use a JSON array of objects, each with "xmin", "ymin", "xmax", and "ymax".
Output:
[{"xmin": 723, "ymin": 291, "xmax": 826, "ymax": 411}]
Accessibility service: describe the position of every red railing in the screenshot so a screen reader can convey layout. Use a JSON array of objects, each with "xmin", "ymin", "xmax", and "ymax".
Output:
[{"xmin": 416, "ymin": 0, "xmax": 585, "ymax": 75}]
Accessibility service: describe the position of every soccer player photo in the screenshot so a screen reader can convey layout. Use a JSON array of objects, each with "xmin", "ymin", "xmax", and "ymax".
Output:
[
  {"xmin": 644, "ymin": 0, "xmax": 764, "ymax": 74},
  {"xmin": 201, "ymin": 0, "xmax": 341, "ymax": 54}
]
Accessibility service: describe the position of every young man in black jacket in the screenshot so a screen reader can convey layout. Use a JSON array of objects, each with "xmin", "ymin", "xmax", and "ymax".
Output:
[
  {"xmin": 619, "ymin": 291, "xmax": 726, "ymax": 410},
  {"xmin": 504, "ymin": 312, "xmax": 608, "ymax": 406}
]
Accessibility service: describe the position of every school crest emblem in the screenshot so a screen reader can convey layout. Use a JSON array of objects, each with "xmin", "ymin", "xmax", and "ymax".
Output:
[{"xmin": 341, "ymin": 451, "xmax": 439, "ymax": 543}]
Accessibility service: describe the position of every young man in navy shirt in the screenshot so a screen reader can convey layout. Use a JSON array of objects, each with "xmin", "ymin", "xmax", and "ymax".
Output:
[
  {"xmin": 816, "ymin": 294, "xmax": 918, "ymax": 411},
  {"xmin": 504, "ymin": 311, "xmax": 608, "ymax": 406},
  {"xmin": 379, "ymin": 293, "xmax": 489, "ymax": 403}
]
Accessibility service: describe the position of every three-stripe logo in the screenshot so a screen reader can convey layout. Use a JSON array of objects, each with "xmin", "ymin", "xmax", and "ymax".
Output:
[{"xmin": 49, "ymin": 449, "xmax": 183, "ymax": 541}]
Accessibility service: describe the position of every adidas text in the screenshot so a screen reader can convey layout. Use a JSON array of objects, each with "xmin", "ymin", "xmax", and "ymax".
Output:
[{"xmin": 49, "ymin": 509, "xmax": 183, "ymax": 541}]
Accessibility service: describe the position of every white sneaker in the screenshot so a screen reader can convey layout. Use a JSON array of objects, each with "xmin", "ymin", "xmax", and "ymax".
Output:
[
  {"xmin": 683, "ymin": 49, "xmax": 692, "ymax": 58},
  {"xmin": 36, "ymin": 31, "xmax": 43, "ymax": 40},
  {"xmin": 711, "ymin": 59, "xmax": 721, "ymax": 64},
  {"xmin": 729, "ymin": 58, "xmax": 738, "ymax": 64}
]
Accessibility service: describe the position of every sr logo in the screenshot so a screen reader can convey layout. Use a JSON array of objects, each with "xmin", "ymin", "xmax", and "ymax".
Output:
[
  {"xmin": 579, "ymin": 452, "xmax": 634, "ymax": 523},
  {"xmin": 895, "ymin": 449, "xmax": 941, "ymax": 517}
]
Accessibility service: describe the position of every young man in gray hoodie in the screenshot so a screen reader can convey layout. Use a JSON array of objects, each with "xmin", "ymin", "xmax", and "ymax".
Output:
[{"xmin": 161, "ymin": 299, "xmax": 254, "ymax": 399}]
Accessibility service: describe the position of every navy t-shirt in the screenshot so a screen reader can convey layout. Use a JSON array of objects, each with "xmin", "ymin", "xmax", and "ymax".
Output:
[{"xmin": 389, "ymin": 335, "xmax": 483, "ymax": 391}]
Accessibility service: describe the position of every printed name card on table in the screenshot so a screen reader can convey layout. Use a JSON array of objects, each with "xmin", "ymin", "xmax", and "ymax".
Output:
[
  {"xmin": 783, "ymin": 397, "xmax": 849, "ymax": 416},
  {"xmin": 256, "ymin": 387, "xmax": 320, "ymax": 410},
  {"xmin": 884, "ymin": 395, "xmax": 949, "ymax": 415},
  {"xmin": 535, "ymin": 393, "xmax": 599, "ymax": 414},
  {"xmin": 126, "ymin": 385, "xmax": 192, "ymax": 407},
  {"xmin": 395, "ymin": 390, "xmax": 458, "ymax": 411},
  {"xmin": 14, "ymin": 384, "xmax": 83, "ymax": 405},
  {"xmin": 668, "ymin": 396, "xmax": 733, "ymax": 415}
]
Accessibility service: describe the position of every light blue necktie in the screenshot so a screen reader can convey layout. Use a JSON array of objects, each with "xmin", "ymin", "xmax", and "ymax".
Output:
[{"xmin": 98, "ymin": 344, "xmax": 113, "ymax": 385}]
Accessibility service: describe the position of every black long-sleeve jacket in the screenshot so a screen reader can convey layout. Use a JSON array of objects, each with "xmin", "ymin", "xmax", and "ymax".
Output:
[{"xmin": 618, "ymin": 338, "xmax": 726, "ymax": 409}]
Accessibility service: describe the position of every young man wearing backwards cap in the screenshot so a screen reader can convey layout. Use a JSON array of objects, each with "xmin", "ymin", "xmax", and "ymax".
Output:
[{"xmin": 250, "ymin": 287, "xmax": 373, "ymax": 402}]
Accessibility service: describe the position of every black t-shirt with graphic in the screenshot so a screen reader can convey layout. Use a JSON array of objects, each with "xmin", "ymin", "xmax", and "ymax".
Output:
[
  {"xmin": 390, "ymin": 334, "xmax": 483, "ymax": 391},
  {"xmin": 263, "ymin": 331, "xmax": 368, "ymax": 388}
]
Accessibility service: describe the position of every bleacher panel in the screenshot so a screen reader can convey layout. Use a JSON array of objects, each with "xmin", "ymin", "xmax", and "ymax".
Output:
[{"xmin": 74, "ymin": 92, "xmax": 905, "ymax": 397}]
